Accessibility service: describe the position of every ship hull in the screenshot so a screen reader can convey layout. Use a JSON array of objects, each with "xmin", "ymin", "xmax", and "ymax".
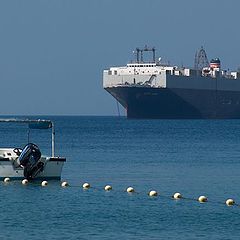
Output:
[{"xmin": 105, "ymin": 87, "xmax": 240, "ymax": 119}]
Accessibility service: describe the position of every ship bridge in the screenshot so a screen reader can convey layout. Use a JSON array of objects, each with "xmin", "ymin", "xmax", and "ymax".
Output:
[{"xmin": 127, "ymin": 63, "xmax": 156, "ymax": 68}]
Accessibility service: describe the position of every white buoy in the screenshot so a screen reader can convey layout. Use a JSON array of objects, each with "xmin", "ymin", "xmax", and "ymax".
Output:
[
  {"xmin": 126, "ymin": 187, "xmax": 135, "ymax": 193},
  {"xmin": 82, "ymin": 182, "xmax": 90, "ymax": 189},
  {"xmin": 104, "ymin": 185, "xmax": 112, "ymax": 191},
  {"xmin": 198, "ymin": 195, "xmax": 207, "ymax": 203},
  {"xmin": 22, "ymin": 179, "xmax": 28, "ymax": 185},
  {"xmin": 3, "ymin": 177, "xmax": 10, "ymax": 183},
  {"xmin": 148, "ymin": 190, "xmax": 158, "ymax": 197},
  {"xmin": 173, "ymin": 192, "xmax": 182, "ymax": 199},
  {"xmin": 41, "ymin": 180, "xmax": 48, "ymax": 186},
  {"xmin": 61, "ymin": 181, "xmax": 69, "ymax": 187},
  {"xmin": 226, "ymin": 199, "xmax": 235, "ymax": 206}
]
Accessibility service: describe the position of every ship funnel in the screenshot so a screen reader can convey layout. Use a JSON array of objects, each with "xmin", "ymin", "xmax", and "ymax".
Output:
[{"xmin": 210, "ymin": 58, "xmax": 221, "ymax": 70}]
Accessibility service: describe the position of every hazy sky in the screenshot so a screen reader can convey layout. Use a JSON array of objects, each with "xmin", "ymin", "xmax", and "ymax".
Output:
[{"xmin": 0, "ymin": 0, "xmax": 239, "ymax": 115}]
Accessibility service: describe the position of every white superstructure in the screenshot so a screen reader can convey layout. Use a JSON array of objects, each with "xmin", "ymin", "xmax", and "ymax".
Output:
[
  {"xmin": 103, "ymin": 47, "xmax": 240, "ymax": 91},
  {"xmin": 104, "ymin": 62, "xmax": 240, "ymax": 90}
]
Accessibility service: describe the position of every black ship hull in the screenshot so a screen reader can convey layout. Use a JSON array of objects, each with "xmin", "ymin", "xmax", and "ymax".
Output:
[{"xmin": 105, "ymin": 87, "xmax": 240, "ymax": 119}]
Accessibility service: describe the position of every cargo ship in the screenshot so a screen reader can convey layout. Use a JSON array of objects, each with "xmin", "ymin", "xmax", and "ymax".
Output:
[{"xmin": 103, "ymin": 46, "xmax": 240, "ymax": 119}]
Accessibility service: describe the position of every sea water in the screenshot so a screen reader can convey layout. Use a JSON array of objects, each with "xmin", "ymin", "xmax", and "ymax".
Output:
[{"xmin": 0, "ymin": 116, "xmax": 240, "ymax": 239}]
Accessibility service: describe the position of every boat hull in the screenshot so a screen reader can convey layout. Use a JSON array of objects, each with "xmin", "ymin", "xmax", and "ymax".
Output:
[
  {"xmin": 0, "ymin": 157, "xmax": 66, "ymax": 180},
  {"xmin": 105, "ymin": 86, "xmax": 240, "ymax": 119}
]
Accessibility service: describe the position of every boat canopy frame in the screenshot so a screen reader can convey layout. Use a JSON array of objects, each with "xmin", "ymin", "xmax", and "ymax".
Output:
[{"xmin": 0, "ymin": 119, "xmax": 55, "ymax": 157}]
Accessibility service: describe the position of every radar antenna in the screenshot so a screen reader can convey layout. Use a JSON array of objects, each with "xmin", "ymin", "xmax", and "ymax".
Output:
[{"xmin": 194, "ymin": 46, "xmax": 209, "ymax": 70}]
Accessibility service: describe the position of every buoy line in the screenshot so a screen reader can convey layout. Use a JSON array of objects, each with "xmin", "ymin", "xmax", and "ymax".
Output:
[{"xmin": 1, "ymin": 178, "xmax": 239, "ymax": 207}]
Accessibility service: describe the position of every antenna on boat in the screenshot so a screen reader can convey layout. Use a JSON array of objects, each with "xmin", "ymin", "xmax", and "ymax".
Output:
[{"xmin": 52, "ymin": 122, "xmax": 55, "ymax": 157}]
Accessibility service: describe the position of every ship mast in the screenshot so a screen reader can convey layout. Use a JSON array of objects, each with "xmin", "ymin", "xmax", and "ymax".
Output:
[
  {"xmin": 135, "ymin": 45, "xmax": 156, "ymax": 63},
  {"xmin": 194, "ymin": 46, "xmax": 209, "ymax": 70}
]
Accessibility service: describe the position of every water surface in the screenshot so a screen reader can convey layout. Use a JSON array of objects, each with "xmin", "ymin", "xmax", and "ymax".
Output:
[{"xmin": 0, "ymin": 116, "xmax": 240, "ymax": 239}]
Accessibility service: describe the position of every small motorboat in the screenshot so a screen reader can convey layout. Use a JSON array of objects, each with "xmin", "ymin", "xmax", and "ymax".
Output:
[{"xmin": 0, "ymin": 119, "xmax": 66, "ymax": 180}]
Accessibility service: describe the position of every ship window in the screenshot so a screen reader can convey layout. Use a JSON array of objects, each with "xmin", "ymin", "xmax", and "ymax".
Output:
[
  {"xmin": 114, "ymin": 70, "xmax": 117, "ymax": 75},
  {"xmin": 108, "ymin": 70, "xmax": 112, "ymax": 75}
]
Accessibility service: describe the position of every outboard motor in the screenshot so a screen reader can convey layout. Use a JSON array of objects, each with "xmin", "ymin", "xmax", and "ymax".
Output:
[{"xmin": 18, "ymin": 143, "xmax": 44, "ymax": 179}]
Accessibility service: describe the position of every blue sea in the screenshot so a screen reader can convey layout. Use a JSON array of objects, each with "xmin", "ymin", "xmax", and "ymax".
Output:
[{"xmin": 0, "ymin": 116, "xmax": 240, "ymax": 239}]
